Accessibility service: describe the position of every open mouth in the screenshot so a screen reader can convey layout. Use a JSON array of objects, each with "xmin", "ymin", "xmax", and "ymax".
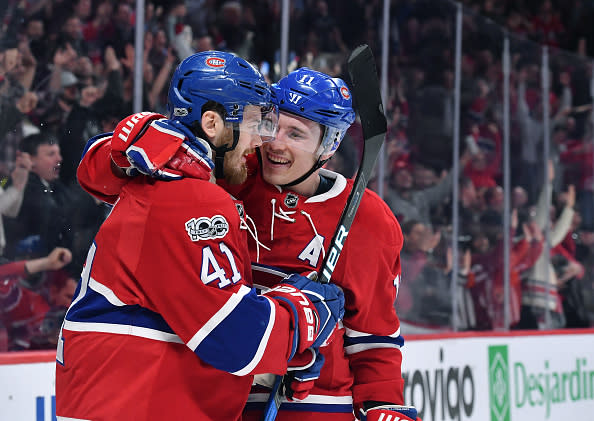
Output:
[{"xmin": 266, "ymin": 152, "xmax": 290, "ymax": 165}]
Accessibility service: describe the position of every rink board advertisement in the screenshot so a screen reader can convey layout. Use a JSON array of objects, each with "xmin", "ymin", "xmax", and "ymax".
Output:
[
  {"xmin": 1, "ymin": 330, "xmax": 593, "ymax": 421},
  {"xmin": 400, "ymin": 329, "xmax": 594, "ymax": 421}
]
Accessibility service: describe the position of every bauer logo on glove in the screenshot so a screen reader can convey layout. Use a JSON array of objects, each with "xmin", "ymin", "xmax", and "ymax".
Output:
[
  {"xmin": 263, "ymin": 273, "xmax": 344, "ymax": 358},
  {"xmin": 267, "ymin": 284, "xmax": 318, "ymax": 342}
]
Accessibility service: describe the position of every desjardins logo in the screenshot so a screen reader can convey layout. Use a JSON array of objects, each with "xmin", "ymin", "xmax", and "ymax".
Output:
[
  {"xmin": 488, "ymin": 345, "xmax": 511, "ymax": 421},
  {"xmin": 489, "ymin": 344, "xmax": 594, "ymax": 420}
]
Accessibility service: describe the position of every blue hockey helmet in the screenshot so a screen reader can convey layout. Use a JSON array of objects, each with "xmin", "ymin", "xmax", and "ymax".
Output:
[
  {"xmin": 168, "ymin": 51, "xmax": 274, "ymax": 127},
  {"xmin": 271, "ymin": 67, "xmax": 356, "ymax": 157}
]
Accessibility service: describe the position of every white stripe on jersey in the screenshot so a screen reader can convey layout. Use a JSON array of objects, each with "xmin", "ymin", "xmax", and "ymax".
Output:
[
  {"xmin": 57, "ymin": 416, "xmax": 91, "ymax": 421},
  {"xmin": 187, "ymin": 285, "xmax": 252, "ymax": 351},
  {"xmin": 63, "ymin": 320, "xmax": 184, "ymax": 343},
  {"xmin": 251, "ymin": 264, "xmax": 288, "ymax": 279},
  {"xmin": 231, "ymin": 296, "xmax": 276, "ymax": 376},
  {"xmin": 344, "ymin": 326, "xmax": 401, "ymax": 338},
  {"xmin": 344, "ymin": 342, "xmax": 402, "ymax": 355},
  {"xmin": 88, "ymin": 278, "xmax": 126, "ymax": 306}
]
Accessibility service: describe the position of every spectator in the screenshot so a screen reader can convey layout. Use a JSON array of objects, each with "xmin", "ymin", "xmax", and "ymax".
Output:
[
  {"xmin": 57, "ymin": 15, "xmax": 88, "ymax": 57},
  {"xmin": 469, "ymin": 209, "xmax": 535, "ymax": 329},
  {"xmin": 108, "ymin": 3, "xmax": 135, "ymax": 58},
  {"xmin": 0, "ymin": 246, "xmax": 72, "ymax": 350},
  {"xmin": 81, "ymin": 0, "xmax": 114, "ymax": 64},
  {"xmin": 552, "ymin": 195, "xmax": 590, "ymax": 328},
  {"xmin": 398, "ymin": 219, "xmax": 476, "ymax": 333},
  {"xmin": 4, "ymin": 133, "xmax": 74, "ymax": 259},
  {"xmin": 519, "ymin": 163, "xmax": 576, "ymax": 329},
  {"xmin": 309, "ymin": 0, "xmax": 347, "ymax": 54},
  {"xmin": 165, "ymin": 1, "xmax": 192, "ymax": 60},
  {"xmin": 514, "ymin": 63, "xmax": 571, "ymax": 202},
  {"xmin": 29, "ymin": 268, "xmax": 78, "ymax": 349},
  {"xmin": 23, "ymin": 16, "xmax": 49, "ymax": 64},
  {"xmin": 0, "ymin": 42, "xmax": 39, "ymax": 142},
  {"xmin": 398, "ymin": 219, "xmax": 446, "ymax": 333},
  {"xmin": 463, "ymin": 122, "xmax": 502, "ymax": 189},
  {"xmin": 73, "ymin": 0, "xmax": 92, "ymax": 23},
  {"xmin": 37, "ymin": 69, "xmax": 80, "ymax": 133},
  {"xmin": 531, "ymin": 0, "xmax": 565, "ymax": 48},
  {"xmin": 0, "ymin": 153, "xmax": 32, "ymax": 256},
  {"xmin": 147, "ymin": 29, "xmax": 169, "ymax": 74},
  {"xmin": 512, "ymin": 185, "xmax": 529, "ymax": 209},
  {"xmin": 386, "ymin": 154, "xmax": 470, "ymax": 228},
  {"xmin": 195, "ymin": 34, "xmax": 214, "ymax": 52},
  {"xmin": 32, "ymin": 43, "xmax": 80, "ymax": 133}
]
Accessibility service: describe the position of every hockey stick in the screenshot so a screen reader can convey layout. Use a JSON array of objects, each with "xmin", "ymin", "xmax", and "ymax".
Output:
[{"xmin": 261, "ymin": 44, "xmax": 387, "ymax": 421}]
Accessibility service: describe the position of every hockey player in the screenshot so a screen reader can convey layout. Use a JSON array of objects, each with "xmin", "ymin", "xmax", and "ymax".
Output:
[
  {"xmin": 55, "ymin": 52, "xmax": 345, "ymax": 421},
  {"xmin": 239, "ymin": 69, "xmax": 415, "ymax": 421},
  {"xmin": 77, "ymin": 67, "xmax": 417, "ymax": 421}
]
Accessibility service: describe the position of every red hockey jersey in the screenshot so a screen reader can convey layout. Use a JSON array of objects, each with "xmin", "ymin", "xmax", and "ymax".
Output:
[
  {"xmin": 58, "ymin": 135, "xmax": 297, "ymax": 420},
  {"xmin": 233, "ymin": 169, "xmax": 405, "ymax": 418}
]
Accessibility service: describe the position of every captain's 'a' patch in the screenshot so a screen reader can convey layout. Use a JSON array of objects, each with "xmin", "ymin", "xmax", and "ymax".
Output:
[{"xmin": 186, "ymin": 215, "xmax": 229, "ymax": 241}]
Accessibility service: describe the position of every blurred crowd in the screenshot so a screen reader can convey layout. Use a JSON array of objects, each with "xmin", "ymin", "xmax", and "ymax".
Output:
[
  {"xmin": 385, "ymin": 0, "xmax": 594, "ymax": 333},
  {"xmin": 0, "ymin": 0, "xmax": 593, "ymax": 351}
]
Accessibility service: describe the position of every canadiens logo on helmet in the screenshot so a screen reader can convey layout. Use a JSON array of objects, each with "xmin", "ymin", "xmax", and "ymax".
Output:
[
  {"xmin": 206, "ymin": 57, "xmax": 226, "ymax": 68},
  {"xmin": 185, "ymin": 215, "xmax": 229, "ymax": 241},
  {"xmin": 284, "ymin": 193, "xmax": 299, "ymax": 208},
  {"xmin": 340, "ymin": 86, "xmax": 351, "ymax": 100}
]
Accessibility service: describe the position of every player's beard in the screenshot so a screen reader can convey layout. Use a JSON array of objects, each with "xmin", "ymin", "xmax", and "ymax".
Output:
[
  {"xmin": 211, "ymin": 126, "xmax": 248, "ymax": 185},
  {"xmin": 223, "ymin": 147, "xmax": 248, "ymax": 185}
]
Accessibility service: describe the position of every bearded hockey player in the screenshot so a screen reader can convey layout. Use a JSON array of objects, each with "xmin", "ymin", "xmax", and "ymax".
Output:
[{"xmin": 55, "ymin": 52, "xmax": 344, "ymax": 421}]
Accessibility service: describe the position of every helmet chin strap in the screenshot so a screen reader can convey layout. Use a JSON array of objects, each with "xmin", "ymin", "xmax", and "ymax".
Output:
[
  {"xmin": 279, "ymin": 157, "xmax": 329, "ymax": 188},
  {"xmin": 256, "ymin": 145, "xmax": 331, "ymax": 190}
]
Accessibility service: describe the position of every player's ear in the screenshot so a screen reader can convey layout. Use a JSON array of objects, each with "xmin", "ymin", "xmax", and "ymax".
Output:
[{"xmin": 201, "ymin": 110, "xmax": 223, "ymax": 139}]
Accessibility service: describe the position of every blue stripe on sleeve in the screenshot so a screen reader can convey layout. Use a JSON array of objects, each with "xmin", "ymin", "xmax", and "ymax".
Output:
[
  {"xmin": 194, "ymin": 288, "xmax": 275, "ymax": 374},
  {"xmin": 344, "ymin": 333, "xmax": 404, "ymax": 347},
  {"xmin": 66, "ymin": 287, "xmax": 176, "ymax": 334}
]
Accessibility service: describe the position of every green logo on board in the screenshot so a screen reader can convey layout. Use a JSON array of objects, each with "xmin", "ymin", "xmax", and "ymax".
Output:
[{"xmin": 489, "ymin": 345, "xmax": 511, "ymax": 421}]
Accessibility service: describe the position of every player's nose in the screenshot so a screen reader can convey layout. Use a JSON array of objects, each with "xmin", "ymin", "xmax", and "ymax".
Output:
[{"xmin": 269, "ymin": 132, "xmax": 289, "ymax": 149}]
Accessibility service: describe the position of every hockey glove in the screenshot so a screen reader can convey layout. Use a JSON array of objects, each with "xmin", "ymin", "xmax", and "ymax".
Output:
[
  {"xmin": 111, "ymin": 112, "xmax": 213, "ymax": 180},
  {"xmin": 263, "ymin": 273, "xmax": 344, "ymax": 358},
  {"xmin": 360, "ymin": 405, "xmax": 419, "ymax": 421},
  {"xmin": 283, "ymin": 347, "xmax": 325, "ymax": 401},
  {"xmin": 111, "ymin": 112, "xmax": 169, "ymax": 175}
]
